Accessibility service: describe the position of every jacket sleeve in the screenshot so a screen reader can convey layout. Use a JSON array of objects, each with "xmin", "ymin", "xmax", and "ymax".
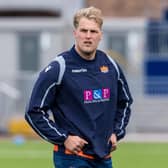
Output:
[
  {"xmin": 114, "ymin": 66, "xmax": 133, "ymax": 141},
  {"xmin": 25, "ymin": 57, "xmax": 68, "ymax": 145}
]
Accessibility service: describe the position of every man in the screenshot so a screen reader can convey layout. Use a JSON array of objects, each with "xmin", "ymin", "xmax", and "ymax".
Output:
[{"xmin": 25, "ymin": 6, "xmax": 133, "ymax": 168}]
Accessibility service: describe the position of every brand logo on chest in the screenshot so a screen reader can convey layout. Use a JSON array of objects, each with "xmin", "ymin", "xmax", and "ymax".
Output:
[
  {"xmin": 84, "ymin": 88, "xmax": 110, "ymax": 104},
  {"xmin": 72, "ymin": 68, "xmax": 87, "ymax": 73}
]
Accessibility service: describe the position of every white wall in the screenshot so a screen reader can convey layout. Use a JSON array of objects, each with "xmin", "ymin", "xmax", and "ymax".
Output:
[
  {"xmin": 61, "ymin": 0, "xmax": 84, "ymax": 21},
  {"xmin": 0, "ymin": 0, "xmax": 61, "ymax": 10},
  {"xmin": 0, "ymin": 18, "xmax": 67, "ymax": 76},
  {"xmin": 0, "ymin": 32, "xmax": 18, "ymax": 77},
  {"xmin": 103, "ymin": 18, "xmax": 146, "ymax": 73},
  {"xmin": 0, "ymin": 0, "xmax": 84, "ymax": 20}
]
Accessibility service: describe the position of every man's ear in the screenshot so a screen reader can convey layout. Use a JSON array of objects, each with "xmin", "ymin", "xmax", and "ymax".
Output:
[{"xmin": 73, "ymin": 29, "xmax": 77, "ymax": 37}]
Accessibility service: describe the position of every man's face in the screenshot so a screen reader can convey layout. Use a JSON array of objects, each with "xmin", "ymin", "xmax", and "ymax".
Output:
[{"xmin": 73, "ymin": 17, "xmax": 102, "ymax": 59}]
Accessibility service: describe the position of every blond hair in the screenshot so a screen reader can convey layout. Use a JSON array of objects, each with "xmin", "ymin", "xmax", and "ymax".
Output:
[{"xmin": 73, "ymin": 6, "xmax": 103, "ymax": 29}]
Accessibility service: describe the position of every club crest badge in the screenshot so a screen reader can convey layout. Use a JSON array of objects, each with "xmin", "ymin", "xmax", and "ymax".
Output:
[{"xmin": 100, "ymin": 66, "xmax": 109, "ymax": 73}]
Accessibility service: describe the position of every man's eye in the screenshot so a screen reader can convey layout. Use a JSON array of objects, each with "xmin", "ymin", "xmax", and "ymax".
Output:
[
  {"xmin": 91, "ymin": 30, "xmax": 97, "ymax": 33},
  {"xmin": 81, "ymin": 29, "xmax": 87, "ymax": 32}
]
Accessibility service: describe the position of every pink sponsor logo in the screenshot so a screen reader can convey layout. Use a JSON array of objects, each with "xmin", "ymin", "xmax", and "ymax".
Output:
[
  {"xmin": 102, "ymin": 88, "xmax": 110, "ymax": 99},
  {"xmin": 84, "ymin": 88, "xmax": 110, "ymax": 103},
  {"xmin": 84, "ymin": 90, "xmax": 93, "ymax": 101}
]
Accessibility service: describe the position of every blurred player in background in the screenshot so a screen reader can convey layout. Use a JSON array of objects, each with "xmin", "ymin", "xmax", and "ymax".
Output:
[{"xmin": 25, "ymin": 6, "xmax": 133, "ymax": 168}]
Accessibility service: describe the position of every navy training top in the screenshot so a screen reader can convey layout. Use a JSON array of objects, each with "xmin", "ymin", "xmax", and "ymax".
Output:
[{"xmin": 25, "ymin": 46, "xmax": 133, "ymax": 158}]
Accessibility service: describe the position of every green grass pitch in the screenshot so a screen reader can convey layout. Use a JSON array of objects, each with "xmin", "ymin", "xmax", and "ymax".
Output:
[
  {"xmin": 0, "ymin": 139, "xmax": 168, "ymax": 168},
  {"xmin": 113, "ymin": 142, "xmax": 168, "ymax": 168},
  {"xmin": 0, "ymin": 139, "xmax": 53, "ymax": 168}
]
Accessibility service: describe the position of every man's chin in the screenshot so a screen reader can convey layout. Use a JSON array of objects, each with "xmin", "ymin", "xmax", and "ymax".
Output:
[
  {"xmin": 82, "ymin": 48, "xmax": 94, "ymax": 55},
  {"xmin": 83, "ymin": 50, "xmax": 94, "ymax": 56}
]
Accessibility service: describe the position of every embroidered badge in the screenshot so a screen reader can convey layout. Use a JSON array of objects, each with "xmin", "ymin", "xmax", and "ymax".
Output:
[{"xmin": 100, "ymin": 66, "xmax": 109, "ymax": 73}]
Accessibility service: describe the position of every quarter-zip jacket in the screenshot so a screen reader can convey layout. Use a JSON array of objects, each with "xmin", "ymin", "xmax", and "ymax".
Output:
[{"xmin": 25, "ymin": 46, "xmax": 133, "ymax": 158}]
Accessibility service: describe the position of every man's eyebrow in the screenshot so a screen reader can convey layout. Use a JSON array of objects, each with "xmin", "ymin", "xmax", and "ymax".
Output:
[{"xmin": 80, "ymin": 28, "xmax": 99, "ymax": 32}]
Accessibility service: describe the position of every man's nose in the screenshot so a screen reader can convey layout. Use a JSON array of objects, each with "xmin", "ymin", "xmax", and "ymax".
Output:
[{"xmin": 86, "ymin": 31, "xmax": 91, "ymax": 38}]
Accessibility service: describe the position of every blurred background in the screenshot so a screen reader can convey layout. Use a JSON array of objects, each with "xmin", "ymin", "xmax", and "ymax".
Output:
[{"xmin": 0, "ymin": 0, "xmax": 168, "ymax": 141}]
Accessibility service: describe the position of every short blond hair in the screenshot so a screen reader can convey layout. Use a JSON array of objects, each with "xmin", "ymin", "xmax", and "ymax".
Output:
[{"xmin": 73, "ymin": 6, "xmax": 103, "ymax": 29}]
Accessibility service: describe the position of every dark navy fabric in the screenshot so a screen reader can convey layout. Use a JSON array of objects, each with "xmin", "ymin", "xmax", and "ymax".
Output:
[
  {"xmin": 25, "ymin": 46, "xmax": 133, "ymax": 158},
  {"xmin": 53, "ymin": 151, "xmax": 113, "ymax": 168}
]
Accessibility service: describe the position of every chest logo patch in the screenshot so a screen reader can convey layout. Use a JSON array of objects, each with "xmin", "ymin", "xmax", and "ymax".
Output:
[
  {"xmin": 84, "ymin": 88, "xmax": 110, "ymax": 104},
  {"xmin": 100, "ymin": 66, "xmax": 109, "ymax": 73}
]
